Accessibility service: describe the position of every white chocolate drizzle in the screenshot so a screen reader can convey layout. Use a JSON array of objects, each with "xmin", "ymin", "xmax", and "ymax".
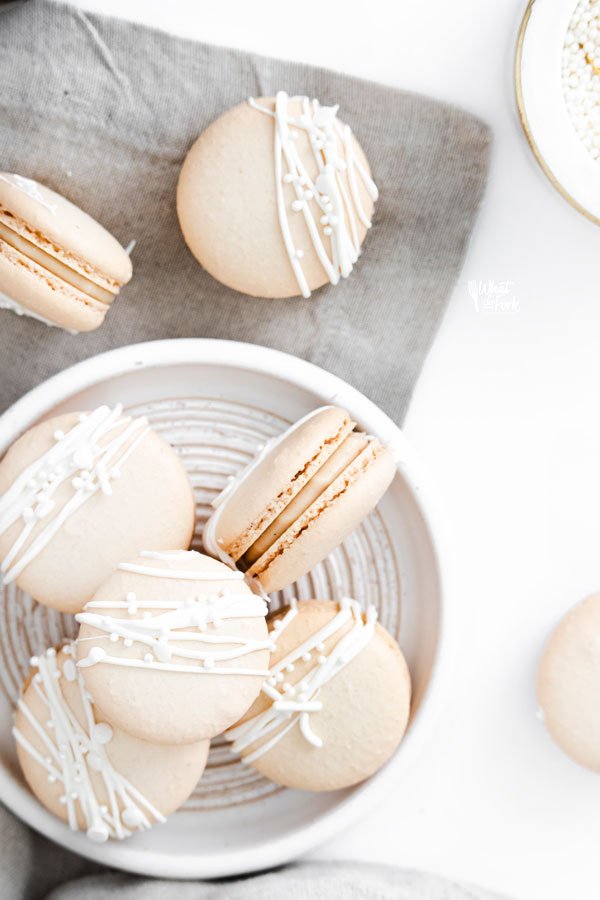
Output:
[
  {"xmin": 248, "ymin": 92, "xmax": 378, "ymax": 298},
  {"xmin": 118, "ymin": 549, "xmax": 245, "ymax": 581},
  {"xmin": 226, "ymin": 597, "xmax": 376, "ymax": 762},
  {"xmin": 76, "ymin": 550, "xmax": 272, "ymax": 676},
  {"xmin": 0, "ymin": 405, "xmax": 149, "ymax": 585},
  {"xmin": 13, "ymin": 644, "xmax": 164, "ymax": 842}
]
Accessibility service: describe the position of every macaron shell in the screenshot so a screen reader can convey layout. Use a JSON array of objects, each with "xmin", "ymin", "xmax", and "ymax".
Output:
[
  {"xmin": 15, "ymin": 648, "xmax": 209, "ymax": 831},
  {"xmin": 240, "ymin": 602, "xmax": 411, "ymax": 790},
  {"xmin": 0, "ymin": 173, "xmax": 132, "ymax": 286},
  {"xmin": 248, "ymin": 441, "xmax": 395, "ymax": 593},
  {"xmin": 537, "ymin": 592, "xmax": 600, "ymax": 771},
  {"xmin": 76, "ymin": 553, "xmax": 270, "ymax": 744},
  {"xmin": 176, "ymin": 98, "xmax": 374, "ymax": 299},
  {"xmin": 0, "ymin": 241, "xmax": 107, "ymax": 332},
  {"xmin": 213, "ymin": 406, "xmax": 354, "ymax": 561},
  {"xmin": 0, "ymin": 413, "xmax": 195, "ymax": 612}
]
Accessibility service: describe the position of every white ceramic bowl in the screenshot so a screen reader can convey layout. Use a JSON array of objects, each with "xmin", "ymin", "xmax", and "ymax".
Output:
[
  {"xmin": 515, "ymin": 0, "xmax": 600, "ymax": 224},
  {"xmin": 0, "ymin": 339, "xmax": 446, "ymax": 878}
]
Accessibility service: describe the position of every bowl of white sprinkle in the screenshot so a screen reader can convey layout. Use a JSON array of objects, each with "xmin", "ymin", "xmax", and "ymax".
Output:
[{"xmin": 515, "ymin": 0, "xmax": 600, "ymax": 224}]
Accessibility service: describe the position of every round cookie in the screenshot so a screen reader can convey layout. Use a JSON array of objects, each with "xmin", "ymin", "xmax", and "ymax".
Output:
[
  {"xmin": 226, "ymin": 599, "xmax": 411, "ymax": 791},
  {"xmin": 14, "ymin": 644, "xmax": 209, "ymax": 842},
  {"xmin": 537, "ymin": 592, "xmax": 600, "ymax": 771},
  {"xmin": 0, "ymin": 404, "xmax": 195, "ymax": 613},
  {"xmin": 0, "ymin": 172, "xmax": 132, "ymax": 332},
  {"xmin": 203, "ymin": 406, "xmax": 395, "ymax": 594},
  {"xmin": 75, "ymin": 550, "xmax": 271, "ymax": 745},
  {"xmin": 177, "ymin": 91, "xmax": 378, "ymax": 299}
]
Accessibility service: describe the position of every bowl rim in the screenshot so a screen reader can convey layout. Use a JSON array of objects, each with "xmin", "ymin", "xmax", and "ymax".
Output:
[{"xmin": 0, "ymin": 338, "xmax": 452, "ymax": 879}]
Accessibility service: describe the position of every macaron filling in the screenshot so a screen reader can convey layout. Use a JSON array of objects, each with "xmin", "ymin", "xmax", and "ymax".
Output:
[
  {"xmin": 240, "ymin": 431, "xmax": 372, "ymax": 570},
  {"xmin": 0, "ymin": 218, "xmax": 115, "ymax": 305},
  {"xmin": 209, "ymin": 408, "xmax": 356, "ymax": 564},
  {"xmin": 243, "ymin": 437, "xmax": 391, "ymax": 582}
]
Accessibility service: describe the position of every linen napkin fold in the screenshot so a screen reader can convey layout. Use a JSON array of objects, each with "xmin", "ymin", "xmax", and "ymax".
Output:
[
  {"xmin": 0, "ymin": 1, "xmax": 493, "ymax": 897},
  {"xmin": 0, "ymin": 0, "xmax": 490, "ymax": 423}
]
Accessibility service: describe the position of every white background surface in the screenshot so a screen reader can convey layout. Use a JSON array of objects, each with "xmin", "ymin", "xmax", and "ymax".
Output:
[{"xmin": 48, "ymin": 1, "xmax": 600, "ymax": 898}]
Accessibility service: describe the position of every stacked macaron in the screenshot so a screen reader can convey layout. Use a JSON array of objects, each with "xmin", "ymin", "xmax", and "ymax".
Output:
[
  {"xmin": 0, "ymin": 400, "xmax": 409, "ymax": 842},
  {"xmin": 0, "ymin": 174, "xmax": 132, "ymax": 332},
  {"xmin": 203, "ymin": 405, "xmax": 395, "ymax": 591}
]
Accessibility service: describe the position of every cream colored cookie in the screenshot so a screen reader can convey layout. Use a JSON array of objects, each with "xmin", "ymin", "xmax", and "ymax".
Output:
[
  {"xmin": 0, "ymin": 404, "xmax": 195, "ymax": 613},
  {"xmin": 203, "ymin": 406, "xmax": 395, "ymax": 593},
  {"xmin": 538, "ymin": 592, "xmax": 600, "ymax": 771},
  {"xmin": 0, "ymin": 172, "xmax": 132, "ymax": 332},
  {"xmin": 226, "ymin": 599, "xmax": 411, "ymax": 791},
  {"xmin": 14, "ymin": 645, "xmax": 209, "ymax": 842},
  {"xmin": 177, "ymin": 91, "xmax": 377, "ymax": 299},
  {"xmin": 75, "ymin": 551, "xmax": 271, "ymax": 745}
]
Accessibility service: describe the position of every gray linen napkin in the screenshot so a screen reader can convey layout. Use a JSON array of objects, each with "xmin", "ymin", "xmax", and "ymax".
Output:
[
  {"xmin": 0, "ymin": 0, "xmax": 490, "ymax": 421},
  {"xmin": 0, "ymin": 1, "xmax": 493, "ymax": 897}
]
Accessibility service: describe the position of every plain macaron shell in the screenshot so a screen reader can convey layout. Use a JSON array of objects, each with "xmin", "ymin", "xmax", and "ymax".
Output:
[
  {"xmin": 15, "ymin": 647, "xmax": 209, "ymax": 833},
  {"xmin": 537, "ymin": 592, "xmax": 600, "ymax": 771},
  {"xmin": 0, "ymin": 412, "xmax": 195, "ymax": 613},
  {"xmin": 236, "ymin": 600, "xmax": 411, "ymax": 791},
  {"xmin": 176, "ymin": 98, "xmax": 375, "ymax": 299},
  {"xmin": 0, "ymin": 173, "xmax": 132, "ymax": 331},
  {"xmin": 75, "ymin": 552, "xmax": 270, "ymax": 745}
]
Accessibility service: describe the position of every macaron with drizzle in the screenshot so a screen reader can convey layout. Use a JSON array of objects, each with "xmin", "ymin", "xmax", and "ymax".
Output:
[
  {"xmin": 14, "ymin": 644, "xmax": 209, "ymax": 842},
  {"xmin": 226, "ymin": 598, "xmax": 411, "ymax": 790},
  {"xmin": 75, "ymin": 551, "xmax": 272, "ymax": 745},
  {"xmin": 203, "ymin": 406, "xmax": 395, "ymax": 594},
  {"xmin": 0, "ymin": 173, "xmax": 132, "ymax": 332},
  {"xmin": 177, "ymin": 91, "xmax": 377, "ymax": 299},
  {"xmin": 0, "ymin": 404, "xmax": 195, "ymax": 613}
]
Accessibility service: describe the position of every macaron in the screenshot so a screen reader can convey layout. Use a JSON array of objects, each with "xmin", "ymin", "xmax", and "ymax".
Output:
[
  {"xmin": 0, "ymin": 404, "xmax": 195, "ymax": 613},
  {"xmin": 75, "ymin": 550, "xmax": 271, "ymax": 745},
  {"xmin": 0, "ymin": 172, "xmax": 132, "ymax": 332},
  {"xmin": 226, "ymin": 598, "xmax": 411, "ymax": 790},
  {"xmin": 14, "ymin": 644, "xmax": 209, "ymax": 842},
  {"xmin": 177, "ymin": 91, "xmax": 378, "ymax": 299},
  {"xmin": 203, "ymin": 406, "xmax": 395, "ymax": 593},
  {"xmin": 537, "ymin": 592, "xmax": 600, "ymax": 771}
]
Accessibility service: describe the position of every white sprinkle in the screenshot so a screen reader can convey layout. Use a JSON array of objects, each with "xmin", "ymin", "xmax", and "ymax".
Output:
[
  {"xmin": 62, "ymin": 659, "xmax": 77, "ymax": 682},
  {"xmin": 93, "ymin": 722, "xmax": 113, "ymax": 744},
  {"xmin": 122, "ymin": 806, "xmax": 143, "ymax": 828}
]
